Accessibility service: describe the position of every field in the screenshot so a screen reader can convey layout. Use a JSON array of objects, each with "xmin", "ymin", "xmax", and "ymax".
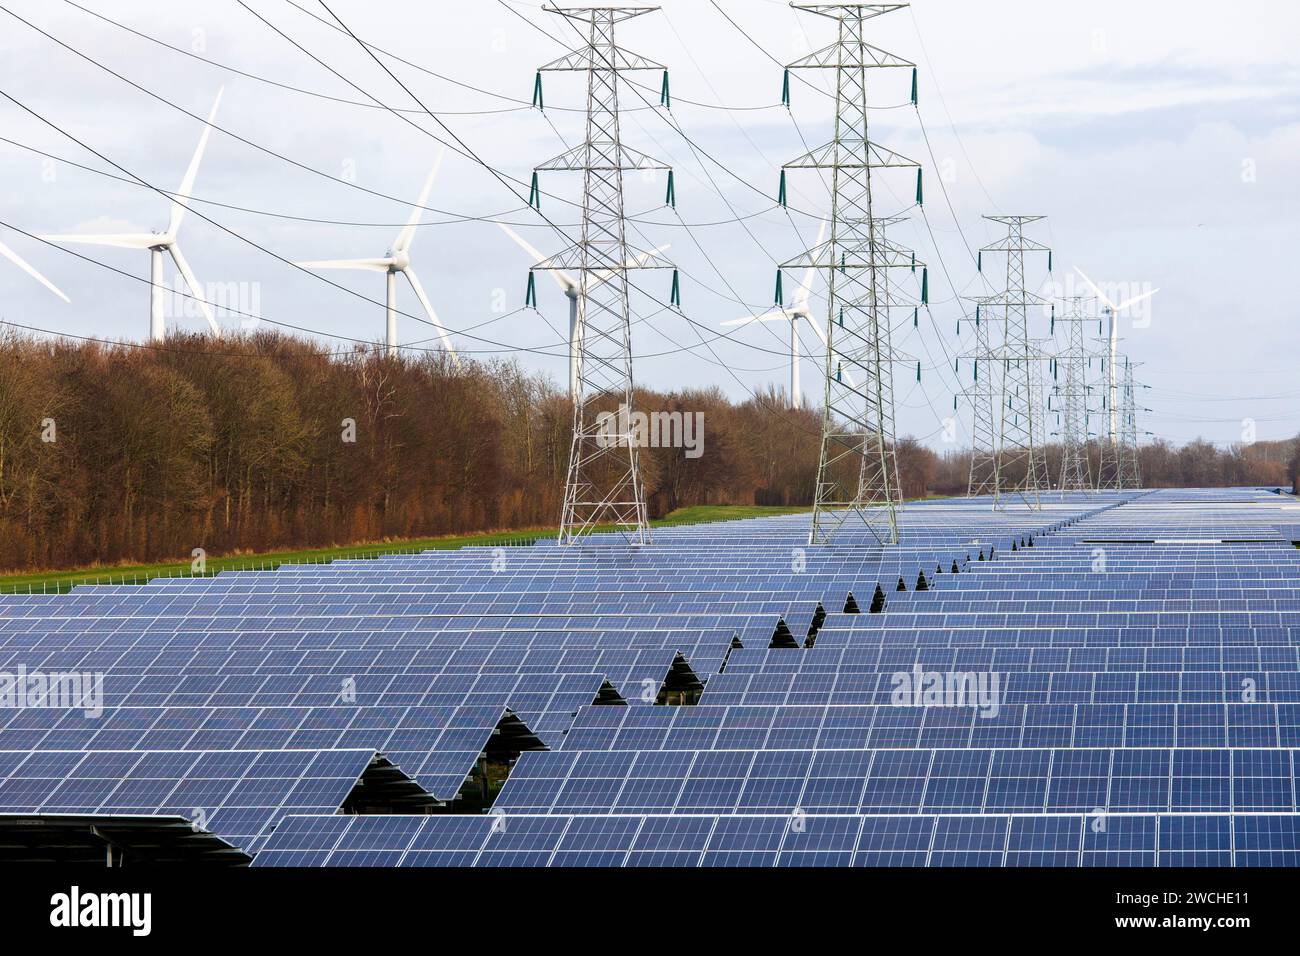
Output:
[{"xmin": 0, "ymin": 504, "xmax": 814, "ymax": 594}]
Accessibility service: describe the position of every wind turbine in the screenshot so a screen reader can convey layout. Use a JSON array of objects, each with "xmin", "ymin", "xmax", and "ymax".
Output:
[
  {"xmin": 0, "ymin": 239, "xmax": 69, "ymax": 304},
  {"xmin": 297, "ymin": 147, "xmax": 457, "ymax": 363},
  {"xmin": 720, "ymin": 221, "xmax": 840, "ymax": 407},
  {"xmin": 41, "ymin": 88, "xmax": 223, "ymax": 341},
  {"xmin": 498, "ymin": 222, "xmax": 669, "ymax": 400},
  {"xmin": 1074, "ymin": 267, "xmax": 1157, "ymax": 441}
]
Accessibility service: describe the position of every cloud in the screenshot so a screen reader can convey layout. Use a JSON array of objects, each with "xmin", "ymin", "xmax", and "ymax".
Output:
[{"xmin": 0, "ymin": 0, "xmax": 1296, "ymax": 447}]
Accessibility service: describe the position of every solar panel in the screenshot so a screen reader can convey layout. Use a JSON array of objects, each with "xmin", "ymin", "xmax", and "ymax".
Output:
[{"xmin": 5, "ymin": 487, "xmax": 1300, "ymax": 865}]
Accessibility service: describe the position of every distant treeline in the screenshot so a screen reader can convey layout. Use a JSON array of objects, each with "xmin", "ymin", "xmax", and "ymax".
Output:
[
  {"xmin": 0, "ymin": 332, "xmax": 827, "ymax": 572},
  {"xmin": 928, "ymin": 440, "xmax": 1299, "ymax": 498},
  {"xmin": 0, "ymin": 330, "xmax": 1294, "ymax": 572}
]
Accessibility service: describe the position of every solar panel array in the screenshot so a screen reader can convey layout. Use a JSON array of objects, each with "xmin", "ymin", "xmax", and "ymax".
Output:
[{"xmin": 5, "ymin": 486, "xmax": 1300, "ymax": 865}]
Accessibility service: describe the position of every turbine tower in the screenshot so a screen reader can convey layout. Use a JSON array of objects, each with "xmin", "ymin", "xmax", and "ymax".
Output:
[
  {"xmin": 1054, "ymin": 295, "xmax": 1094, "ymax": 491},
  {"xmin": 41, "ymin": 89, "xmax": 224, "ymax": 341},
  {"xmin": 785, "ymin": 2, "xmax": 923, "ymax": 546},
  {"xmin": 980, "ymin": 215, "xmax": 1052, "ymax": 511},
  {"xmin": 721, "ymin": 221, "xmax": 826, "ymax": 410},
  {"xmin": 531, "ymin": 5, "xmax": 675, "ymax": 546},
  {"xmin": 297, "ymin": 148, "xmax": 457, "ymax": 362},
  {"xmin": 1074, "ymin": 267, "xmax": 1156, "ymax": 484},
  {"xmin": 0, "ymin": 238, "xmax": 69, "ymax": 304},
  {"xmin": 501, "ymin": 223, "xmax": 669, "ymax": 402}
]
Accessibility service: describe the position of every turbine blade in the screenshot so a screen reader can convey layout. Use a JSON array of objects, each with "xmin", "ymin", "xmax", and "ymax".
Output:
[
  {"xmin": 296, "ymin": 257, "xmax": 393, "ymax": 272},
  {"xmin": 0, "ymin": 240, "xmax": 69, "ymax": 302},
  {"xmin": 721, "ymin": 310, "xmax": 789, "ymax": 327},
  {"xmin": 168, "ymin": 87, "xmax": 224, "ymax": 238},
  {"xmin": 168, "ymin": 244, "xmax": 220, "ymax": 336},
  {"xmin": 394, "ymin": 146, "xmax": 445, "ymax": 254},
  {"xmin": 498, "ymin": 222, "xmax": 576, "ymax": 292},
  {"xmin": 796, "ymin": 220, "xmax": 827, "ymax": 309},
  {"xmin": 403, "ymin": 268, "xmax": 459, "ymax": 366},
  {"xmin": 1114, "ymin": 288, "xmax": 1159, "ymax": 312},
  {"xmin": 803, "ymin": 312, "xmax": 829, "ymax": 346},
  {"xmin": 1073, "ymin": 267, "xmax": 1117, "ymax": 312},
  {"xmin": 40, "ymin": 233, "xmax": 160, "ymax": 250},
  {"xmin": 805, "ymin": 315, "xmax": 856, "ymax": 385}
]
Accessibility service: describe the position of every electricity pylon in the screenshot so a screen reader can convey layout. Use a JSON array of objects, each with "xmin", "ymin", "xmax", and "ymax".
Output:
[
  {"xmin": 532, "ymin": 5, "xmax": 675, "ymax": 546},
  {"xmin": 979, "ymin": 215, "xmax": 1052, "ymax": 511},
  {"xmin": 784, "ymin": 3, "xmax": 923, "ymax": 546},
  {"xmin": 1099, "ymin": 355, "xmax": 1143, "ymax": 489},
  {"xmin": 1054, "ymin": 295, "xmax": 1094, "ymax": 491},
  {"xmin": 1118, "ymin": 358, "xmax": 1143, "ymax": 487},
  {"xmin": 962, "ymin": 294, "xmax": 999, "ymax": 497},
  {"xmin": 857, "ymin": 215, "xmax": 915, "ymax": 509},
  {"xmin": 1027, "ymin": 336, "xmax": 1053, "ymax": 493}
]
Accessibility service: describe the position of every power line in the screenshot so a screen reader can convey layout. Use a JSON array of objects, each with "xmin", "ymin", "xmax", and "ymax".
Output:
[
  {"xmin": 0, "ymin": 218, "xmax": 568, "ymax": 356},
  {"xmin": 296, "ymin": 0, "xmax": 847, "ymax": 434},
  {"xmin": 0, "ymin": 4, "xmax": 590, "ymax": 218},
  {"xmin": 59, "ymin": 0, "xmax": 529, "ymax": 116},
  {"xmin": 0, "ymin": 132, "xmax": 779, "ymax": 231}
]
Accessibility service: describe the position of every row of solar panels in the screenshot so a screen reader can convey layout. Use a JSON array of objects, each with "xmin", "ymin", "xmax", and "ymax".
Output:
[
  {"xmin": 2, "ymin": 488, "xmax": 1297, "ymax": 865},
  {"xmin": 488, "ymin": 745, "xmax": 1300, "ymax": 815},
  {"xmin": 560, "ymin": 702, "xmax": 1300, "ymax": 750},
  {"xmin": 0, "ymin": 747, "xmax": 431, "ymax": 853},
  {"xmin": 251, "ymin": 811, "xmax": 1298, "ymax": 868}
]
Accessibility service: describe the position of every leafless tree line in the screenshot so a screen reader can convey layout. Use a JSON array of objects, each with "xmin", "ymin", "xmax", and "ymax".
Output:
[
  {"xmin": 928, "ymin": 439, "xmax": 1298, "ymax": 497},
  {"xmin": 0, "ymin": 333, "xmax": 819, "ymax": 572},
  {"xmin": 1, "ymin": 329, "xmax": 1291, "ymax": 573}
]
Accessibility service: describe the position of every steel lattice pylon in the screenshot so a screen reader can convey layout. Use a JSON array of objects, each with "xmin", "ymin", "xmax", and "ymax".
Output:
[
  {"xmin": 978, "ymin": 215, "xmax": 1052, "ymax": 511},
  {"xmin": 962, "ymin": 294, "xmax": 1000, "ymax": 498},
  {"xmin": 1118, "ymin": 358, "xmax": 1142, "ymax": 487},
  {"xmin": 858, "ymin": 217, "xmax": 913, "ymax": 511},
  {"xmin": 1099, "ymin": 356, "xmax": 1143, "ymax": 489},
  {"xmin": 533, "ymin": 6, "xmax": 675, "ymax": 546},
  {"xmin": 784, "ymin": 3, "xmax": 922, "ymax": 547},
  {"xmin": 1027, "ymin": 336, "xmax": 1053, "ymax": 493},
  {"xmin": 1054, "ymin": 295, "xmax": 1094, "ymax": 491}
]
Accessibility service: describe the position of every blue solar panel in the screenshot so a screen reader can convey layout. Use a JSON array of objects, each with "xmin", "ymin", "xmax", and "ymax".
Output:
[{"xmin": 5, "ymin": 487, "xmax": 1300, "ymax": 865}]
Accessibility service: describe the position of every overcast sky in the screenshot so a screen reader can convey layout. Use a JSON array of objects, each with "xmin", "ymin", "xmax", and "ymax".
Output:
[{"xmin": 1, "ymin": 0, "xmax": 1297, "ymax": 451}]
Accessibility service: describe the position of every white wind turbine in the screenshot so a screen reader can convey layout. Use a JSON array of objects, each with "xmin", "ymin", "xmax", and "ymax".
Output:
[
  {"xmin": 0, "ymin": 239, "xmax": 69, "ymax": 304},
  {"xmin": 296, "ymin": 148, "xmax": 457, "ymax": 362},
  {"xmin": 720, "ymin": 221, "xmax": 845, "ymax": 408},
  {"xmin": 41, "ymin": 88, "xmax": 224, "ymax": 342},
  {"xmin": 498, "ymin": 221, "xmax": 669, "ymax": 400},
  {"xmin": 1074, "ymin": 267, "xmax": 1157, "ymax": 441}
]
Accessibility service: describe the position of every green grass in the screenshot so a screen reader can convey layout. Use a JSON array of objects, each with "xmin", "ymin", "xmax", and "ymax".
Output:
[
  {"xmin": 0, "ymin": 504, "xmax": 815, "ymax": 594},
  {"xmin": 653, "ymin": 504, "xmax": 811, "ymax": 525}
]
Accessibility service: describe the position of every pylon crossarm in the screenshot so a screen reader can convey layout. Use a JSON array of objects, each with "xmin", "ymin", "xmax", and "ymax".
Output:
[
  {"xmin": 537, "ymin": 143, "xmax": 670, "ymax": 171},
  {"xmin": 792, "ymin": 4, "xmax": 909, "ymax": 23},
  {"xmin": 785, "ymin": 140, "xmax": 920, "ymax": 170},
  {"xmin": 780, "ymin": 243, "xmax": 923, "ymax": 271}
]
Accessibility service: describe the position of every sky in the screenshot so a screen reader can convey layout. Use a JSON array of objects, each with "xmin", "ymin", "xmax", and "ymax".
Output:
[{"xmin": 1, "ymin": 0, "xmax": 1297, "ymax": 453}]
